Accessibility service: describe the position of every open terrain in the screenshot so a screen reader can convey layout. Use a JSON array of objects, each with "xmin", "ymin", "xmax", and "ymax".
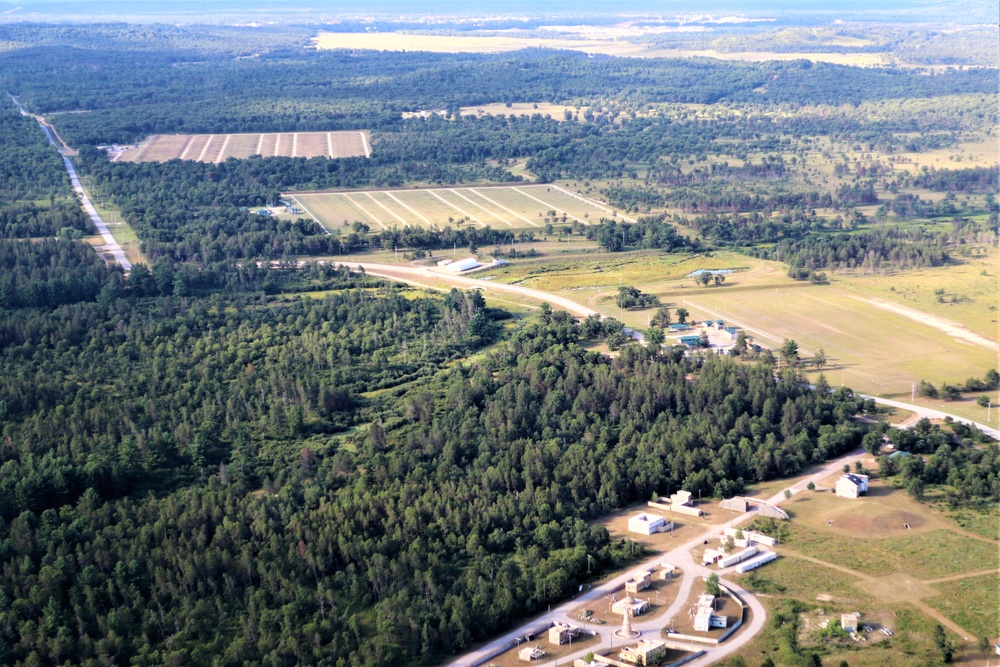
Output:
[
  {"xmin": 113, "ymin": 130, "xmax": 371, "ymax": 163},
  {"xmin": 286, "ymin": 184, "xmax": 627, "ymax": 231},
  {"xmin": 312, "ymin": 32, "xmax": 915, "ymax": 68}
]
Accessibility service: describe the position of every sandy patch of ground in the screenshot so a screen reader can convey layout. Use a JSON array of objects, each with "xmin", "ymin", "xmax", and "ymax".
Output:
[
  {"xmin": 852, "ymin": 296, "xmax": 997, "ymax": 351},
  {"xmin": 865, "ymin": 573, "xmax": 938, "ymax": 602}
]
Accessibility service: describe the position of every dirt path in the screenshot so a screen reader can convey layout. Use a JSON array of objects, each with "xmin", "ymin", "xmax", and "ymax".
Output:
[
  {"xmin": 852, "ymin": 296, "xmax": 997, "ymax": 350},
  {"xmin": 780, "ymin": 550, "xmax": 980, "ymax": 641},
  {"xmin": 923, "ymin": 567, "xmax": 1000, "ymax": 585}
]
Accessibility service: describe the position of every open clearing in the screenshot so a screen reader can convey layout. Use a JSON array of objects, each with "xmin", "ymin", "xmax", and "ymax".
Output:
[
  {"xmin": 312, "ymin": 32, "xmax": 904, "ymax": 67},
  {"xmin": 925, "ymin": 574, "xmax": 1000, "ymax": 639},
  {"xmin": 114, "ymin": 131, "xmax": 370, "ymax": 163},
  {"xmin": 286, "ymin": 184, "xmax": 624, "ymax": 231},
  {"xmin": 679, "ymin": 284, "xmax": 996, "ymax": 396}
]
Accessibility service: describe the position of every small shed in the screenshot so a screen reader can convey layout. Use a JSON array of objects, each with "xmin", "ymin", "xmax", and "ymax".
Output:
[
  {"xmin": 519, "ymin": 645, "xmax": 546, "ymax": 662},
  {"xmin": 443, "ymin": 257, "xmax": 481, "ymax": 273},
  {"xmin": 841, "ymin": 613, "xmax": 859, "ymax": 633}
]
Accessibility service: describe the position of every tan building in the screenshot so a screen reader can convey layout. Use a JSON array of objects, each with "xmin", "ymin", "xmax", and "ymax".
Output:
[
  {"xmin": 620, "ymin": 639, "xmax": 668, "ymax": 667},
  {"xmin": 625, "ymin": 570, "xmax": 652, "ymax": 594},
  {"xmin": 519, "ymin": 645, "xmax": 546, "ymax": 662},
  {"xmin": 548, "ymin": 623, "xmax": 581, "ymax": 646},
  {"xmin": 611, "ymin": 596, "xmax": 649, "ymax": 617},
  {"xmin": 841, "ymin": 613, "xmax": 859, "ymax": 633}
]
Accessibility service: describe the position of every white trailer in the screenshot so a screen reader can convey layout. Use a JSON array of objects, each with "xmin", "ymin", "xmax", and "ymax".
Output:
[{"xmin": 735, "ymin": 551, "xmax": 777, "ymax": 573}]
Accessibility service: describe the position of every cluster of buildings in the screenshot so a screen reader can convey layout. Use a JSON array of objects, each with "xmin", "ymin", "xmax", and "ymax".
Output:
[
  {"xmin": 703, "ymin": 529, "xmax": 779, "ymax": 573},
  {"xmin": 668, "ymin": 319, "xmax": 762, "ymax": 356},
  {"xmin": 647, "ymin": 490, "xmax": 703, "ymax": 518}
]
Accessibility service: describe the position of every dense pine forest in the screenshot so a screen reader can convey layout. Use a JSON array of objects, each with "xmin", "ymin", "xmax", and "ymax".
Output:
[{"xmin": 0, "ymin": 252, "xmax": 871, "ymax": 664}]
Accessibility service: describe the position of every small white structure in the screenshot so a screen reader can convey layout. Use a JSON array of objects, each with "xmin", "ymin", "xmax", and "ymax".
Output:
[
  {"xmin": 835, "ymin": 473, "xmax": 869, "ymax": 499},
  {"xmin": 841, "ymin": 613, "xmax": 859, "ymax": 633},
  {"xmin": 693, "ymin": 594, "xmax": 728, "ymax": 632},
  {"xmin": 723, "ymin": 527, "xmax": 779, "ymax": 547},
  {"xmin": 735, "ymin": 551, "xmax": 777, "ymax": 573},
  {"xmin": 628, "ymin": 513, "xmax": 671, "ymax": 535},
  {"xmin": 442, "ymin": 257, "xmax": 481, "ymax": 273},
  {"xmin": 717, "ymin": 546, "xmax": 758, "ymax": 569},
  {"xmin": 702, "ymin": 548, "xmax": 725, "ymax": 566},
  {"xmin": 670, "ymin": 490, "xmax": 693, "ymax": 506},
  {"xmin": 436, "ymin": 258, "xmax": 454, "ymax": 267}
]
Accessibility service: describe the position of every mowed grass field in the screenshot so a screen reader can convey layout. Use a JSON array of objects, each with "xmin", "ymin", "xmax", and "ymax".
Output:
[
  {"xmin": 286, "ymin": 184, "xmax": 626, "ymax": 231},
  {"xmin": 680, "ymin": 284, "xmax": 996, "ymax": 396},
  {"xmin": 115, "ymin": 131, "xmax": 370, "ymax": 163}
]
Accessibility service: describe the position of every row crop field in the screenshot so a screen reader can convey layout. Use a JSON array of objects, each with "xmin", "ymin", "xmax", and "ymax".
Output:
[
  {"xmin": 286, "ymin": 184, "xmax": 629, "ymax": 231},
  {"xmin": 114, "ymin": 131, "xmax": 370, "ymax": 163}
]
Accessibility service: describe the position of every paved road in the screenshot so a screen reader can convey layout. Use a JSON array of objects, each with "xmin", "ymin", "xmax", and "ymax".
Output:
[
  {"xmin": 8, "ymin": 93, "xmax": 131, "ymax": 271},
  {"xmin": 354, "ymin": 262, "xmax": 599, "ymax": 318},
  {"xmin": 862, "ymin": 395, "xmax": 999, "ymax": 441},
  {"xmin": 443, "ymin": 443, "xmax": 866, "ymax": 667},
  {"xmin": 349, "ymin": 262, "xmax": 995, "ymax": 666}
]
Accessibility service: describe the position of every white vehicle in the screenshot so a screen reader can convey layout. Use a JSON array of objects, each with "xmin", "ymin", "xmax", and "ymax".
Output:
[{"xmin": 881, "ymin": 628, "xmax": 894, "ymax": 636}]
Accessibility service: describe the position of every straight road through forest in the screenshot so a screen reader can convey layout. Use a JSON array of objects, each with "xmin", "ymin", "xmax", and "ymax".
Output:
[{"xmin": 8, "ymin": 93, "xmax": 132, "ymax": 271}]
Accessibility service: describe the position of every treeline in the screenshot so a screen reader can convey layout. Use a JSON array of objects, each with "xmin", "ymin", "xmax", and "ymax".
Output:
[
  {"xmin": 0, "ymin": 276, "xmax": 871, "ymax": 666},
  {"xmin": 0, "ymin": 103, "xmax": 73, "ymax": 201},
  {"xmin": 587, "ymin": 215, "xmax": 696, "ymax": 252},
  {"xmin": 0, "ymin": 201, "xmax": 92, "ymax": 238},
  {"xmin": 678, "ymin": 210, "xmax": 828, "ymax": 245},
  {"xmin": 758, "ymin": 226, "xmax": 951, "ymax": 273},
  {"xmin": 2, "ymin": 40, "xmax": 993, "ymax": 146},
  {"xmin": 879, "ymin": 419, "xmax": 999, "ymax": 502},
  {"xmin": 0, "ymin": 239, "xmax": 117, "ymax": 308},
  {"xmin": 912, "ymin": 166, "xmax": 998, "ymax": 194},
  {"xmin": 601, "ymin": 181, "xmax": 837, "ymax": 216}
]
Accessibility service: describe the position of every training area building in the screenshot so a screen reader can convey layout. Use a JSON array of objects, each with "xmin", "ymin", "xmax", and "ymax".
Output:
[
  {"xmin": 612, "ymin": 596, "xmax": 650, "ymax": 617},
  {"xmin": 628, "ymin": 513, "xmax": 673, "ymax": 535},
  {"xmin": 835, "ymin": 473, "xmax": 869, "ymax": 498},
  {"xmin": 549, "ymin": 623, "xmax": 581, "ymax": 646},
  {"xmin": 619, "ymin": 639, "xmax": 668, "ymax": 667},
  {"xmin": 693, "ymin": 594, "xmax": 728, "ymax": 632}
]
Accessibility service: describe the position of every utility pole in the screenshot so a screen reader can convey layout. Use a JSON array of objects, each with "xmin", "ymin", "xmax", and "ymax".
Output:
[{"xmin": 911, "ymin": 382, "xmax": 915, "ymax": 402}]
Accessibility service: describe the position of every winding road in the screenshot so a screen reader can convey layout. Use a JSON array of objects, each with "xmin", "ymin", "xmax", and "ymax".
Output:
[
  {"xmin": 348, "ymin": 260, "xmax": 997, "ymax": 667},
  {"xmin": 8, "ymin": 93, "xmax": 131, "ymax": 271},
  {"xmin": 441, "ymin": 447, "xmax": 867, "ymax": 667}
]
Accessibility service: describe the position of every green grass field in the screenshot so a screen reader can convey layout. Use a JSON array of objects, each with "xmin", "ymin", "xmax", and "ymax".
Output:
[
  {"xmin": 925, "ymin": 574, "xmax": 1000, "ymax": 640},
  {"xmin": 287, "ymin": 184, "xmax": 623, "ymax": 232},
  {"xmin": 679, "ymin": 283, "xmax": 995, "ymax": 396},
  {"xmin": 783, "ymin": 524, "xmax": 995, "ymax": 580}
]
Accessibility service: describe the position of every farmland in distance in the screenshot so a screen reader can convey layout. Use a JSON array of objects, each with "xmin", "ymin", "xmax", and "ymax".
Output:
[
  {"xmin": 113, "ymin": 130, "xmax": 371, "ymax": 163},
  {"xmin": 285, "ymin": 184, "xmax": 630, "ymax": 231}
]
